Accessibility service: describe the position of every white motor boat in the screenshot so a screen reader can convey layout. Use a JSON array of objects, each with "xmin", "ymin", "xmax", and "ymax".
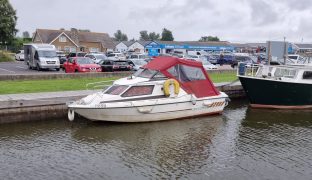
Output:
[{"xmin": 67, "ymin": 56, "xmax": 229, "ymax": 122}]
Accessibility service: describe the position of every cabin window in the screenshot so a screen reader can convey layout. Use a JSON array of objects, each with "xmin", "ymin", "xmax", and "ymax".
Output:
[
  {"xmin": 302, "ymin": 71, "xmax": 312, "ymax": 79},
  {"xmin": 274, "ymin": 68, "xmax": 297, "ymax": 78},
  {"xmin": 105, "ymin": 85, "xmax": 128, "ymax": 95},
  {"xmin": 121, "ymin": 85, "xmax": 154, "ymax": 97},
  {"xmin": 168, "ymin": 64, "xmax": 206, "ymax": 82}
]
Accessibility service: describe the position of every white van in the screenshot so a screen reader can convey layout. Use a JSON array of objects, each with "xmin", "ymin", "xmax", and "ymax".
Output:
[{"xmin": 24, "ymin": 44, "xmax": 60, "ymax": 71}]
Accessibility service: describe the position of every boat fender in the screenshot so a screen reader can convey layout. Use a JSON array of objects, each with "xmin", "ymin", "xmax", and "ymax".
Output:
[
  {"xmin": 68, "ymin": 109, "xmax": 75, "ymax": 121},
  {"xmin": 163, "ymin": 79, "xmax": 180, "ymax": 97}
]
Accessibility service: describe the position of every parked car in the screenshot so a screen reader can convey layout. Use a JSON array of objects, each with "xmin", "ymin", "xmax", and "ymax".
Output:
[
  {"xmin": 56, "ymin": 51, "xmax": 67, "ymax": 67},
  {"xmin": 85, "ymin": 53, "xmax": 108, "ymax": 63},
  {"xmin": 208, "ymin": 54, "xmax": 220, "ymax": 65},
  {"xmin": 66, "ymin": 52, "xmax": 87, "ymax": 59},
  {"xmin": 202, "ymin": 60, "xmax": 218, "ymax": 70},
  {"xmin": 97, "ymin": 60, "xmax": 132, "ymax": 72},
  {"xmin": 127, "ymin": 60, "xmax": 147, "ymax": 71},
  {"xmin": 218, "ymin": 54, "xmax": 234, "ymax": 65},
  {"xmin": 185, "ymin": 55, "xmax": 206, "ymax": 61},
  {"xmin": 15, "ymin": 50, "xmax": 24, "ymax": 61},
  {"xmin": 107, "ymin": 52, "xmax": 126, "ymax": 61},
  {"xmin": 63, "ymin": 57, "xmax": 102, "ymax": 73},
  {"xmin": 128, "ymin": 54, "xmax": 148, "ymax": 60},
  {"xmin": 231, "ymin": 55, "xmax": 256, "ymax": 68}
]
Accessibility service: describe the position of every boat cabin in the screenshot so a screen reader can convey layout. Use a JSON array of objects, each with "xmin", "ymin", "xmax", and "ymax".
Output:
[
  {"xmin": 104, "ymin": 57, "xmax": 220, "ymax": 98},
  {"xmin": 240, "ymin": 63, "xmax": 312, "ymax": 83}
]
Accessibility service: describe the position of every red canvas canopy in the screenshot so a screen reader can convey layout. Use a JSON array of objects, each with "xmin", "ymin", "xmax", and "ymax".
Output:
[{"xmin": 144, "ymin": 56, "xmax": 220, "ymax": 98}]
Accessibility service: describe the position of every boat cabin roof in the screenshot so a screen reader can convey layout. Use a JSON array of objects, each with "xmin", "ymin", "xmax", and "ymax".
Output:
[{"xmin": 142, "ymin": 56, "xmax": 220, "ymax": 98}]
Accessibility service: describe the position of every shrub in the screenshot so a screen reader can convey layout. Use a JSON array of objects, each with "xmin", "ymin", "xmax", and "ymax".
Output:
[{"xmin": 0, "ymin": 51, "xmax": 14, "ymax": 62}]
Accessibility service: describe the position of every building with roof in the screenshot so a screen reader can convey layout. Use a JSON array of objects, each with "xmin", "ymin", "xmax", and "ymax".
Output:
[
  {"xmin": 32, "ymin": 28, "xmax": 116, "ymax": 53},
  {"xmin": 115, "ymin": 41, "xmax": 152, "ymax": 53},
  {"xmin": 114, "ymin": 40, "xmax": 234, "ymax": 56},
  {"xmin": 293, "ymin": 43, "xmax": 312, "ymax": 54},
  {"xmin": 115, "ymin": 41, "xmax": 135, "ymax": 52},
  {"xmin": 145, "ymin": 41, "xmax": 234, "ymax": 56},
  {"xmin": 230, "ymin": 43, "xmax": 267, "ymax": 53}
]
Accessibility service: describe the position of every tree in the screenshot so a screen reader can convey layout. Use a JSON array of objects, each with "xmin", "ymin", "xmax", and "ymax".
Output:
[
  {"xmin": 199, "ymin": 36, "xmax": 220, "ymax": 42},
  {"xmin": 22, "ymin": 31, "xmax": 30, "ymax": 38},
  {"xmin": 140, "ymin": 30, "xmax": 160, "ymax": 41},
  {"xmin": 139, "ymin": 30, "xmax": 149, "ymax": 41},
  {"xmin": 161, "ymin": 28, "xmax": 174, "ymax": 41},
  {"xmin": 114, "ymin": 30, "xmax": 128, "ymax": 41},
  {"xmin": 148, "ymin": 32, "xmax": 160, "ymax": 41},
  {"xmin": 0, "ymin": 0, "xmax": 18, "ymax": 46}
]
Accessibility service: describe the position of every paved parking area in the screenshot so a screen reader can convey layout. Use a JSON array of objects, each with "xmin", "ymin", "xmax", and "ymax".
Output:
[
  {"xmin": 0, "ymin": 61, "xmax": 234, "ymax": 75},
  {"xmin": 0, "ymin": 61, "xmax": 64, "ymax": 75}
]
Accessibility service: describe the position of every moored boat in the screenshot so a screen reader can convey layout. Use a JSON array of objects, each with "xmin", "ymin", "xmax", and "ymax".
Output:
[
  {"xmin": 238, "ymin": 63, "xmax": 312, "ymax": 109},
  {"xmin": 67, "ymin": 56, "xmax": 229, "ymax": 122}
]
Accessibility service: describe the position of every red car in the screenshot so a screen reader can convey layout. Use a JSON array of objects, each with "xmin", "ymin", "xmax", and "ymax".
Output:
[{"xmin": 63, "ymin": 57, "xmax": 102, "ymax": 73}]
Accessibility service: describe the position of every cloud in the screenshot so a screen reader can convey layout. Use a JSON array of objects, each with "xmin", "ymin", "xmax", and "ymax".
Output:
[{"xmin": 9, "ymin": 0, "xmax": 312, "ymax": 42}]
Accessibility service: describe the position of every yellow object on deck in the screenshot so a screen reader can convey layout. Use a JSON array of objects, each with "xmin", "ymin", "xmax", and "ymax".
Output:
[{"xmin": 163, "ymin": 79, "xmax": 180, "ymax": 97}]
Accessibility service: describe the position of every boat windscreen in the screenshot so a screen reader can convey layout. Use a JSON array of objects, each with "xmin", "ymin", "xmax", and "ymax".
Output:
[{"xmin": 133, "ymin": 68, "xmax": 158, "ymax": 79}]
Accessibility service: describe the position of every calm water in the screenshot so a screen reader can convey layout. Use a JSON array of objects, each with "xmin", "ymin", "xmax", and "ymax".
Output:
[{"xmin": 0, "ymin": 100, "xmax": 311, "ymax": 180}]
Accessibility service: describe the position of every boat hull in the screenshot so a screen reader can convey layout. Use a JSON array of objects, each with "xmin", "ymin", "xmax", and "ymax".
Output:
[
  {"xmin": 239, "ymin": 76, "xmax": 312, "ymax": 109},
  {"xmin": 70, "ymin": 98, "xmax": 227, "ymax": 122}
]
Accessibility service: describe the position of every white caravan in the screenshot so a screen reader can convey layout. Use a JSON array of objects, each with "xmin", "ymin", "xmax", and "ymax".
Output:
[{"xmin": 24, "ymin": 44, "xmax": 60, "ymax": 71}]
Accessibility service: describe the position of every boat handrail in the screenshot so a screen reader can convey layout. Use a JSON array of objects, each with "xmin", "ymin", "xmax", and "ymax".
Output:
[
  {"xmin": 86, "ymin": 80, "xmax": 115, "ymax": 90},
  {"xmin": 237, "ymin": 62, "xmax": 260, "ymax": 77}
]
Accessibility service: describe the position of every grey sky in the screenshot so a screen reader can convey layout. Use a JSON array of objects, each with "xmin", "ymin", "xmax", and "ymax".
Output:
[{"xmin": 9, "ymin": 0, "xmax": 312, "ymax": 42}]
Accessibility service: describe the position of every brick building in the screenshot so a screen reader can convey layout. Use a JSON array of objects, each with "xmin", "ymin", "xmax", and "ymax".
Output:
[{"xmin": 32, "ymin": 28, "xmax": 115, "ymax": 53}]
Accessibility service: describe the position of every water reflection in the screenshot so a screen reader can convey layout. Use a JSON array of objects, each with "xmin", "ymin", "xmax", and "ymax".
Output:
[
  {"xmin": 73, "ymin": 116, "xmax": 224, "ymax": 179},
  {"xmin": 0, "ymin": 100, "xmax": 311, "ymax": 179}
]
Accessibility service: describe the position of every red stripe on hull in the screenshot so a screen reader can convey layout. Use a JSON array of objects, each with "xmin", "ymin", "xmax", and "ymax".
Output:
[{"xmin": 250, "ymin": 104, "xmax": 312, "ymax": 109}]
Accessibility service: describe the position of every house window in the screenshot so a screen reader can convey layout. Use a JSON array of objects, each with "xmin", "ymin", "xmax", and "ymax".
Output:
[
  {"xmin": 59, "ymin": 36, "xmax": 67, "ymax": 42},
  {"xmin": 58, "ymin": 46, "xmax": 62, "ymax": 51},
  {"xmin": 70, "ymin": 47, "xmax": 76, "ymax": 52},
  {"xmin": 64, "ymin": 46, "xmax": 70, "ymax": 52},
  {"xmin": 121, "ymin": 85, "xmax": 154, "ymax": 97},
  {"xmin": 89, "ymin": 47, "xmax": 99, "ymax": 52}
]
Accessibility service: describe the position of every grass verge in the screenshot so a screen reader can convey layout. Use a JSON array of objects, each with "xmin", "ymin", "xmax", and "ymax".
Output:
[
  {"xmin": 209, "ymin": 71, "xmax": 237, "ymax": 83},
  {"xmin": 0, "ymin": 77, "xmax": 118, "ymax": 94},
  {"xmin": 0, "ymin": 72, "xmax": 237, "ymax": 95}
]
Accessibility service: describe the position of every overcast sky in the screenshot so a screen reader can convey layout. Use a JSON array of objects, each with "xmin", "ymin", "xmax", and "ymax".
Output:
[{"xmin": 9, "ymin": 0, "xmax": 312, "ymax": 43}]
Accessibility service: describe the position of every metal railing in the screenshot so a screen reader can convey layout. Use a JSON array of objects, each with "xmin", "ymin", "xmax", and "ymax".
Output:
[{"xmin": 237, "ymin": 63, "xmax": 261, "ymax": 77}]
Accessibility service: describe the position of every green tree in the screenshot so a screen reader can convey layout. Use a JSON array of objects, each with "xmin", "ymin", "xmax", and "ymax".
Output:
[
  {"xmin": 199, "ymin": 36, "xmax": 220, "ymax": 42},
  {"xmin": 139, "ymin": 30, "xmax": 149, "ymax": 41},
  {"xmin": 161, "ymin": 28, "xmax": 174, "ymax": 41},
  {"xmin": 0, "ymin": 0, "xmax": 18, "ymax": 46},
  {"xmin": 140, "ymin": 30, "xmax": 160, "ymax": 41},
  {"xmin": 10, "ymin": 37, "xmax": 31, "ymax": 52},
  {"xmin": 114, "ymin": 30, "xmax": 128, "ymax": 41},
  {"xmin": 148, "ymin": 32, "xmax": 160, "ymax": 41},
  {"xmin": 22, "ymin": 31, "xmax": 30, "ymax": 38}
]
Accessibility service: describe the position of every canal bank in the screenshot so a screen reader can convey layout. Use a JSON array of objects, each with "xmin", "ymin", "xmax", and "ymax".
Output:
[{"xmin": 0, "ymin": 82, "xmax": 244, "ymax": 124}]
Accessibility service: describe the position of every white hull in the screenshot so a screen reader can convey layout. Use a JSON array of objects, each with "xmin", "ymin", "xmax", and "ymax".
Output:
[{"xmin": 70, "ymin": 95, "xmax": 227, "ymax": 122}]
